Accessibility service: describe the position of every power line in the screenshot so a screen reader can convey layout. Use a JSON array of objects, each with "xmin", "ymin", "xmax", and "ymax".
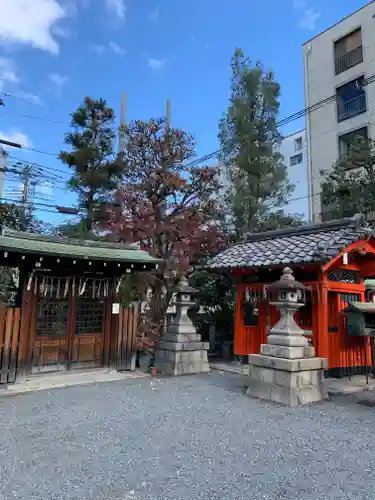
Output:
[
  {"xmin": 2, "ymin": 72, "xmax": 374, "ymax": 180},
  {"xmin": 0, "ymin": 109, "xmax": 68, "ymax": 125},
  {"xmin": 186, "ymin": 73, "xmax": 375, "ymax": 170},
  {"xmin": 7, "ymin": 155, "xmax": 70, "ymax": 179},
  {"xmin": 0, "ymin": 196, "xmax": 79, "ymax": 213},
  {"xmin": 0, "ymin": 92, "xmax": 42, "ymax": 107}
]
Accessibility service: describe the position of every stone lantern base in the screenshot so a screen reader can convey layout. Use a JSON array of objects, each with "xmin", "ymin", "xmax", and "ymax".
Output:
[
  {"xmin": 154, "ymin": 277, "xmax": 210, "ymax": 376},
  {"xmin": 246, "ymin": 344, "xmax": 328, "ymax": 406},
  {"xmin": 155, "ymin": 333, "xmax": 210, "ymax": 375}
]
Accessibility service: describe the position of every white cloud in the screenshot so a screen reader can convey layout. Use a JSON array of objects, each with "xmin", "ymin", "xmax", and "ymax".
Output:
[
  {"xmin": 293, "ymin": 0, "xmax": 321, "ymax": 30},
  {"xmin": 299, "ymin": 7, "xmax": 321, "ymax": 29},
  {"xmin": 16, "ymin": 91, "xmax": 44, "ymax": 106},
  {"xmin": 148, "ymin": 58, "xmax": 167, "ymax": 71},
  {"xmin": 149, "ymin": 8, "xmax": 159, "ymax": 22},
  {"xmin": 0, "ymin": 0, "xmax": 66, "ymax": 54},
  {"xmin": 106, "ymin": 0, "xmax": 126, "ymax": 19},
  {"xmin": 61, "ymin": 0, "xmax": 90, "ymax": 17},
  {"xmin": 92, "ymin": 41, "xmax": 126, "ymax": 56},
  {"xmin": 0, "ymin": 130, "xmax": 33, "ymax": 149},
  {"xmin": 108, "ymin": 41, "xmax": 126, "ymax": 55},
  {"xmin": 0, "ymin": 57, "xmax": 19, "ymax": 91},
  {"xmin": 52, "ymin": 25, "xmax": 72, "ymax": 39},
  {"xmin": 92, "ymin": 44, "xmax": 106, "ymax": 55},
  {"xmin": 49, "ymin": 72, "xmax": 68, "ymax": 86}
]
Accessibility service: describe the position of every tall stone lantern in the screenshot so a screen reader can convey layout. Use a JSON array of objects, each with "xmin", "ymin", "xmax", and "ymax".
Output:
[
  {"xmin": 246, "ymin": 267, "xmax": 328, "ymax": 406},
  {"xmin": 154, "ymin": 277, "xmax": 210, "ymax": 376}
]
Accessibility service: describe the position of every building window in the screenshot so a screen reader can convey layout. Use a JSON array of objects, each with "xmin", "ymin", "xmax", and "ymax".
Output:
[
  {"xmin": 338, "ymin": 126, "xmax": 368, "ymax": 158},
  {"xmin": 334, "ymin": 28, "xmax": 363, "ymax": 75},
  {"xmin": 290, "ymin": 153, "xmax": 303, "ymax": 166},
  {"xmin": 336, "ymin": 77, "xmax": 366, "ymax": 122},
  {"xmin": 294, "ymin": 137, "xmax": 303, "ymax": 151}
]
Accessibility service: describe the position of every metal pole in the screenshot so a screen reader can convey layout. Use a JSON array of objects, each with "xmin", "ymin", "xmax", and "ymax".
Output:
[{"xmin": 0, "ymin": 147, "xmax": 5, "ymax": 200}]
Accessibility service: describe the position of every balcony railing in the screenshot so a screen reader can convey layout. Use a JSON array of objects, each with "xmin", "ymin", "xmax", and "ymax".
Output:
[
  {"xmin": 337, "ymin": 93, "xmax": 366, "ymax": 122},
  {"xmin": 335, "ymin": 45, "xmax": 363, "ymax": 75}
]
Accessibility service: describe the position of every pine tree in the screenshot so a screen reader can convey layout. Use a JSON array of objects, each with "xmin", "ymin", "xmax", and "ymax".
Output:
[
  {"xmin": 60, "ymin": 97, "xmax": 123, "ymax": 236},
  {"xmin": 321, "ymin": 136, "xmax": 375, "ymax": 221},
  {"xmin": 219, "ymin": 48, "xmax": 298, "ymax": 238}
]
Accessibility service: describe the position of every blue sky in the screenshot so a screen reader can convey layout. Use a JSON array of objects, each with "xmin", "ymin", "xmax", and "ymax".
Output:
[{"xmin": 0, "ymin": 0, "xmax": 371, "ymax": 225}]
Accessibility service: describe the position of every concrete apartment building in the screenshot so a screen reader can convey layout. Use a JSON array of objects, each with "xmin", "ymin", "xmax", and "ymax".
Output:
[
  {"xmin": 303, "ymin": 0, "xmax": 375, "ymax": 222},
  {"xmin": 279, "ymin": 129, "xmax": 309, "ymax": 219}
]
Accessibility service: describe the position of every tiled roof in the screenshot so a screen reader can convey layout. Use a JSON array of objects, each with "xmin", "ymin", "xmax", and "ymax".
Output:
[
  {"xmin": 208, "ymin": 214, "xmax": 373, "ymax": 270},
  {"xmin": 0, "ymin": 228, "xmax": 161, "ymax": 264}
]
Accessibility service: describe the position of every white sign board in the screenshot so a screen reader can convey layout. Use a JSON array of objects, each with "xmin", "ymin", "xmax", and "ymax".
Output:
[{"xmin": 112, "ymin": 303, "xmax": 120, "ymax": 315}]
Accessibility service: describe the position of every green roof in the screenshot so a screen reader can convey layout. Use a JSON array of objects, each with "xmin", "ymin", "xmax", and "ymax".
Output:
[
  {"xmin": 343, "ymin": 301, "xmax": 375, "ymax": 313},
  {"xmin": 0, "ymin": 229, "xmax": 160, "ymax": 264},
  {"xmin": 365, "ymin": 279, "xmax": 375, "ymax": 289}
]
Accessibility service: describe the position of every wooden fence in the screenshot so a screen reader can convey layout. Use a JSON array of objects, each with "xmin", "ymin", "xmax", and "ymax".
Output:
[
  {"xmin": 116, "ymin": 303, "xmax": 138, "ymax": 371},
  {"xmin": 0, "ymin": 307, "xmax": 21, "ymax": 384}
]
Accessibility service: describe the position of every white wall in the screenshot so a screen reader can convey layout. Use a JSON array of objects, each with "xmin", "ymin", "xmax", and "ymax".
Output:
[
  {"xmin": 279, "ymin": 130, "xmax": 309, "ymax": 219},
  {"xmin": 303, "ymin": 1, "xmax": 375, "ymax": 222}
]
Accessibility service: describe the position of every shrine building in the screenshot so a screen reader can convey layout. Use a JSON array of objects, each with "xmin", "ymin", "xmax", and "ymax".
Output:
[
  {"xmin": 0, "ymin": 227, "xmax": 160, "ymax": 385},
  {"xmin": 208, "ymin": 214, "xmax": 375, "ymax": 377}
]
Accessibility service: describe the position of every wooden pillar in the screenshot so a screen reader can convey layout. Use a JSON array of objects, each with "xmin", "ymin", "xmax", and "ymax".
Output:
[
  {"xmin": 16, "ymin": 265, "xmax": 35, "ymax": 382},
  {"xmin": 316, "ymin": 274, "xmax": 329, "ymax": 364},
  {"xmin": 103, "ymin": 284, "xmax": 114, "ymax": 368},
  {"xmin": 109, "ymin": 310, "xmax": 119, "ymax": 371}
]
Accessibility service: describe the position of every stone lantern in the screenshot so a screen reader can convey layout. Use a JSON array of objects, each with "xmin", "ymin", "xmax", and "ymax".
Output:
[
  {"xmin": 154, "ymin": 276, "xmax": 210, "ymax": 376},
  {"xmin": 266, "ymin": 267, "xmax": 308, "ymax": 344},
  {"xmin": 246, "ymin": 267, "xmax": 328, "ymax": 406}
]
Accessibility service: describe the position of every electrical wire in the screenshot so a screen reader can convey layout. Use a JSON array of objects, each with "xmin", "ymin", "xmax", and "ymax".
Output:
[
  {"xmin": 0, "ymin": 70, "xmax": 373, "ymax": 221},
  {"xmin": 7, "ymin": 73, "xmax": 375, "ymax": 167},
  {"xmin": 4, "ymin": 74, "xmax": 374, "ymax": 166},
  {"xmin": 7, "ymin": 155, "xmax": 71, "ymax": 179},
  {"xmin": 0, "ymin": 196, "xmax": 80, "ymax": 212}
]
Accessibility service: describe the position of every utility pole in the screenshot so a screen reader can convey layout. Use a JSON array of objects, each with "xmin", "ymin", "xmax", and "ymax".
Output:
[
  {"xmin": 0, "ymin": 147, "xmax": 6, "ymax": 201},
  {"xmin": 166, "ymin": 98, "xmax": 171, "ymax": 132},
  {"xmin": 118, "ymin": 92, "xmax": 127, "ymax": 161},
  {"xmin": 0, "ymin": 139, "xmax": 21, "ymax": 203},
  {"xmin": 19, "ymin": 164, "xmax": 35, "ymax": 221}
]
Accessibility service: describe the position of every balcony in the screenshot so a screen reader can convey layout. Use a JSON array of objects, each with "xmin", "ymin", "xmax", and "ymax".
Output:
[
  {"xmin": 335, "ymin": 45, "xmax": 363, "ymax": 75},
  {"xmin": 337, "ymin": 93, "xmax": 366, "ymax": 122}
]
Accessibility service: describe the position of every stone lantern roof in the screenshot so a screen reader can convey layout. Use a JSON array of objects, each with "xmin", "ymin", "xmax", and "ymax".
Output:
[
  {"xmin": 177, "ymin": 276, "xmax": 196, "ymax": 295},
  {"xmin": 267, "ymin": 267, "xmax": 306, "ymax": 293}
]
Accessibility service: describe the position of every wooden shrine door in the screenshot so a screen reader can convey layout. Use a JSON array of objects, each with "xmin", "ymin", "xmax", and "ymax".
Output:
[
  {"xmin": 32, "ymin": 290, "xmax": 70, "ymax": 373},
  {"xmin": 69, "ymin": 282, "xmax": 107, "ymax": 370},
  {"xmin": 31, "ymin": 278, "xmax": 108, "ymax": 374}
]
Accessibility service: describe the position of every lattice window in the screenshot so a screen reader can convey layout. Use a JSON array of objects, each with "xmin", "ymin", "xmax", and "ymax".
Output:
[
  {"xmin": 36, "ymin": 299, "xmax": 69, "ymax": 336},
  {"xmin": 327, "ymin": 269, "xmax": 360, "ymax": 284},
  {"xmin": 242, "ymin": 288, "xmax": 259, "ymax": 326},
  {"xmin": 75, "ymin": 283, "xmax": 104, "ymax": 334}
]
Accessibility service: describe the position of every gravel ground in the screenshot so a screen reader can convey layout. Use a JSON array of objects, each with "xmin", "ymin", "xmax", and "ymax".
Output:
[{"xmin": 1, "ymin": 372, "xmax": 375, "ymax": 500}]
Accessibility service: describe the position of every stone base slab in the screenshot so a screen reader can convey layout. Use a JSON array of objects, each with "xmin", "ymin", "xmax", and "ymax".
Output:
[
  {"xmin": 155, "ymin": 348, "xmax": 210, "ymax": 376},
  {"xmin": 158, "ymin": 341, "xmax": 209, "ymax": 351},
  {"xmin": 249, "ymin": 353, "xmax": 328, "ymax": 372},
  {"xmin": 267, "ymin": 334, "xmax": 309, "ymax": 347},
  {"xmin": 246, "ymin": 363, "xmax": 328, "ymax": 406},
  {"xmin": 162, "ymin": 333, "xmax": 202, "ymax": 343},
  {"xmin": 260, "ymin": 343, "xmax": 315, "ymax": 359}
]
